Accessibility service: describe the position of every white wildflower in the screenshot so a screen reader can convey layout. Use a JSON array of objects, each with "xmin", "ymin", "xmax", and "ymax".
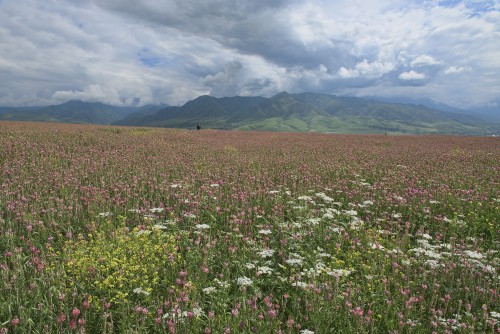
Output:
[
  {"xmin": 483, "ymin": 265, "xmax": 496, "ymax": 273},
  {"xmin": 369, "ymin": 243, "xmax": 385, "ymax": 250},
  {"xmin": 202, "ymin": 287, "xmax": 217, "ymax": 295},
  {"xmin": 315, "ymin": 192, "xmax": 334, "ymax": 202},
  {"xmin": 291, "ymin": 281, "xmax": 308, "ymax": 289},
  {"xmin": 327, "ymin": 269, "xmax": 353, "ymax": 277},
  {"xmin": 192, "ymin": 307, "xmax": 204, "ymax": 317},
  {"xmin": 196, "ymin": 224, "xmax": 210, "ymax": 229},
  {"xmin": 153, "ymin": 224, "xmax": 168, "ymax": 230},
  {"xmin": 210, "ymin": 183, "xmax": 219, "ymax": 187},
  {"xmin": 237, "ymin": 276, "xmax": 253, "ymax": 286},
  {"xmin": 349, "ymin": 217, "xmax": 363, "ymax": 229},
  {"xmin": 259, "ymin": 249, "xmax": 275, "ymax": 258},
  {"xmin": 214, "ymin": 278, "xmax": 230, "ymax": 289},
  {"xmin": 324, "ymin": 207, "xmax": 340, "ymax": 215},
  {"xmin": 259, "ymin": 229, "xmax": 272, "ymax": 235},
  {"xmin": 98, "ymin": 212, "xmax": 111, "ymax": 218},
  {"xmin": 286, "ymin": 258, "xmax": 303, "ymax": 266},
  {"xmin": 323, "ymin": 212, "xmax": 335, "ymax": 220},
  {"xmin": 257, "ymin": 266, "xmax": 273, "ymax": 275},
  {"xmin": 344, "ymin": 210, "xmax": 358, "ymax": 216},
  {"xmin": 424, "ymin": 259, "xmax": 441, "ymax": 269},
  {"xmin": 416, "ymin": 239, "xmax": 435, "ymax": 249},
  {"xmin": 150, "ymin": 207, "xmax": 164, "ymax": 213},
  {"xmin": 300, "ymin": 329, "xmax": 315, "ymax": 334},
  {"xmin": 245, "ymin": 263, "xmax": 256, "ymax": 269},
  {"xmin": 409, "ymin": 247, "xmax": 442, "ymax": 259},
  {"xmin": 405, "ymin": 319, "xmax": 421, "ymax": 327},
  {"xmin": 464, "ymin": 250, "xmax": 484, "ymax": 259},
  {"xmin": 306, "ymin": 218, "xmax": 320, "ymax": 226},
  {"xmin": 133, "ymin": 287, "xmax": 150, "ymax": 296}
]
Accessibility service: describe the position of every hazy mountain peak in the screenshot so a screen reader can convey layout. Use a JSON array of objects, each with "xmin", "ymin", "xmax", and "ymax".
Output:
[{"xmin": 271, "ymin": 91, "xmax": 291, "ymax": 99}]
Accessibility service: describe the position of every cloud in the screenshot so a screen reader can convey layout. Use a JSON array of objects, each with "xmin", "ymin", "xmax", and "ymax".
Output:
[
  {"xmin": 199, "ymin": 60, "xmax": 246, "ymax": 97},
  {"xmin": 338, "ymin": 59, "xmax": 395, "ymax": 79},
  {"xmin": 0, "ymin": 0, "xmax": 499, "ymax": 109},
  {"xmin": 53, "ymin": 84, "xmax": 107, "ymax": 102},
  {"xmin": 443, "ymin": 66, "xmax": 472, "ymax": 74},
  {"xmin": 410, "ymin": 55, "xmax": 442, "ymax": 67},
  {"xmin": 399, "ymin": 71, "xmax": 426, "ymax": 80}
]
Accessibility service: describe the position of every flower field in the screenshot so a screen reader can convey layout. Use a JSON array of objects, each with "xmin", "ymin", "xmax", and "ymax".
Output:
[{"xmin": 0, "ymin": 121, "xmax": 499, "ymax": 333}]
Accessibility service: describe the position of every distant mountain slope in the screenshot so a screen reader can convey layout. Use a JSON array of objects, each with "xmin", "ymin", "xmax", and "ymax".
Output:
[
  {"xmin": 117, "ymin": 92, "xmax": 499, "ymax": 135},
  {"xmin": 1, "ymin": 94, "xmax": 498, "ymax": 134},
  {"xmin": 473, "ymin": 103, "xmax": 500, "ymax": 122},
  {"xmin": 0, "ymin": 101, "xmax": 163, "ymax": 124},
  {"xmin": 371, "ymin": 96, "xmax": 500, "ymax": 122},
  {"xmin": 113, "ymin": 104, "xmax": 167, "ymax": 125},
  {"xmin": 115, "ymin": 95, "xmax": 268, "ymax": 129}
]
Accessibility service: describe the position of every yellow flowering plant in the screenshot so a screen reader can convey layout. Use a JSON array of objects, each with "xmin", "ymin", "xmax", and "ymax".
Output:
[{"xmin": 61, "ymin": 219, "xmax": 179, "ymax": 306}]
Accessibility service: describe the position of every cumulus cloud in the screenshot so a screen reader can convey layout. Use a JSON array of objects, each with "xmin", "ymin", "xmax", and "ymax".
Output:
[
  {"xmin": 410, "ymin": 55, "xmax": 442, "ymax": 67},
  {"xmin": 0, "ymin": 0, "xmax": 499, "ymax": 109},
  {"xmin": 338, "ymin": 60, "xmax": 395, "ymax": 79},
  {"xmin": 399, "ymin": 71, "xmax": 427, "ymax": 80},
  {"xmin": 443, "ymin": 66, "xmax": 472, "ymax": 74}
]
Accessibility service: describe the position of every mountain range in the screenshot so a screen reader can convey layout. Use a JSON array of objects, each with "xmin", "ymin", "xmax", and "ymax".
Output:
[
  {"xmin": 0, "ymin": 101, "xmax": 166, "ymax": 125},
  {"xmin": 114, "ymin": 92, "xmax": 499, "ymax": 135},
  {"xmin": 1, "ymin": 92, "xmax": 499, "ymax": 135}
]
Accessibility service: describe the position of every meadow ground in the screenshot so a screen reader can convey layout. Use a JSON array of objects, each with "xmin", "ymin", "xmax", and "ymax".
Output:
[{"xmin": 0, "ymin": 121, "xmax": 498, "ymax": 333}]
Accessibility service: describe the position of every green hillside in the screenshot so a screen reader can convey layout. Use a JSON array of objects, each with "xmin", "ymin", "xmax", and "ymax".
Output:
[
  {"xmin": 1, "ymin": 93, "xmax": 498, "ymax": 134},
  {"xmin": 116, "ymin": 92, "xmax": 499, "ymax": 135}
]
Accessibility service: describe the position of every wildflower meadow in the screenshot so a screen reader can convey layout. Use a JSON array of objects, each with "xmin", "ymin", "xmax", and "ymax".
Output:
[{"xmin": 0, "ymin": 121, "xmax": 498, "ymax": 333}]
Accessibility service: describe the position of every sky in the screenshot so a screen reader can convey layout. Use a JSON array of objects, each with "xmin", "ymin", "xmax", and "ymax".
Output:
[{"xmin": 0, "ymin": 0, "xmax": 499, "ymax": 109}]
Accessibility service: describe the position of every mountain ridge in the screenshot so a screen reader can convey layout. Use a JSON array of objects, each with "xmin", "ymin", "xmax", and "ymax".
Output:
[
  {"xmin": 114, "ymin": 92, "xmax": 499, "ymax": 135},
  {"xmin": 1, "ymin": 94, "xmax": 498, "ymax": 135},
  {"xmin": 0, "ymin": 101, "xmax": 165, "ymax": 125}
]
